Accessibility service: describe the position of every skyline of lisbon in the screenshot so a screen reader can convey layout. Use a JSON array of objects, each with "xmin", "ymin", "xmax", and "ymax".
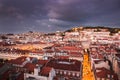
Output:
[
  {"xmin": 0, "ymin": 26, "xmax": 120, "ymax": 80},
  {"xmin": 0, "ymin": 0, "xmax": 120, "ymax": 33}
]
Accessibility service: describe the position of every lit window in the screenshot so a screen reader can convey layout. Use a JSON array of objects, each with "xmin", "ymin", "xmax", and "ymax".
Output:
[
  {"xmin": 60, "ymin": 71, "xmax": 62, "ymax": 74},
  {"xmin": 107, "ymin": 75, "xmax": 110, "ymax": 78},
  {"xmin": 64, "ymin": 71, "xmax": 66, "ymax": 75},
  {"xmin": 76, "ymin": 73, "xmax": 79, "ymax": 77},
  {"xmin": 72, "ymin": 73, "xmax": 75, "ymax": 76},
  {"xmin": 68, "ymin": 72, "xmax": 71, "ymax": 75},
  {"xmin": 102, "ymin": 78, "xmax": 105, "ymax": 80},
  {"xmin": 97, "ymin": 78, "xmax": 100, "ymax": 80}
]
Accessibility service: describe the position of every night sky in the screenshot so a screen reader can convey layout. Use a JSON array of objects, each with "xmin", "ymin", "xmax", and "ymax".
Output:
[{"xmin": 0, "ymin": 0, "xmax": 120, "ymax": 33}]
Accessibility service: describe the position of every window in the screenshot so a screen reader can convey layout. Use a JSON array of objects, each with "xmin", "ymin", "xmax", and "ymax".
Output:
[
  {"xmin": 97, "ymin": 78, "xmax": 100, "ymax": 80},
  {"xmin": 76, "ymin": 73, "xmax": 79, "ymax": 77},
  {"xmin": 60, "ymin": 71, "xmax": 62, "ymax": 74},
  {"xmin": 102, "ymin": 78, "xmax": 105, "ymax": 80},
  {"xmin": 72, "ymin": 73, "xmax": 75, "ymax": 76},
  {"xmin": 107, "ymin": 75, "xmax": 110, "ymax": 78},
  {"xmin": 112, "ymin": 75, "xmax": 114, "ymax": 78},
  {"xmin": 68, "ymin": 72, "xmax": 71, "ymax": 75},
  {"xmin": 64, "ymin": 71, "xmax": 66, "ymax": 75},
  {"xmin": 56, "ymin": 70, "xmax": 58, "ymax": 74}
]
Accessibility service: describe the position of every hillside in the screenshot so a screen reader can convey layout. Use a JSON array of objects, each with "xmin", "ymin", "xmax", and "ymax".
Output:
[{"xmin": 65, "ymin": 26, "xmax": 120, "ymax": 34}]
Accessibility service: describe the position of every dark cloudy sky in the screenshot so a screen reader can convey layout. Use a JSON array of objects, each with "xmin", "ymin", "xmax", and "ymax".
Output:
[{"xmin": 0, "ymin": 0, "xmax": 120, "ymax": 33}]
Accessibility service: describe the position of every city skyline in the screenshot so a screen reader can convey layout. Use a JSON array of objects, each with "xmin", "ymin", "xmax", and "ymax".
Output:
[{"xmin": 0, "ymin": 0, "xmax": 120, "ymax": 33}]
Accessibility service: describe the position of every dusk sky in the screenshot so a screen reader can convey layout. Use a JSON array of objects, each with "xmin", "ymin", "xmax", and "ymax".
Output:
[{"xmin": 0, "ymin": 0, "xmax": 120, "ymax": 33}]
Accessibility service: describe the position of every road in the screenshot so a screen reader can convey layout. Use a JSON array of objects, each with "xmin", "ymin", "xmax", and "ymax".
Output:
[{"xmin": 82, "ymin": 52, "xmax": 95, "ymax": 80}]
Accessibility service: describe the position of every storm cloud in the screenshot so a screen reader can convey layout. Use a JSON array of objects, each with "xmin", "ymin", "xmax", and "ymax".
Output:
[{"xmin": 0, "ymin": 0, "xmax": 120, "ymax": 33}]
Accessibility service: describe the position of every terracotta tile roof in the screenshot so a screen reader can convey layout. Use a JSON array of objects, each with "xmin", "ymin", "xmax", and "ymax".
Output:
[
  {"xmin": 96, "ymin": 67, "xmax": 118, "ymax": 80},
  {"xmin": 40, "ymin": 67, "xmax": 52, "ymax": 77},
  {"xmin": 39, "ymin": 42, "xmax": 47, "ymax": 44},
  {"xmin": 7, "ymin": 56, "xmax": 27, "ymax": 65},
  {"xmin": 37, "ymin": 60, "xmax": 48, "ymax": 65},
  {"xmin": 43, "ymin": 46, "xmax": 52, "ymax": 49},
  {"xmin": 97, "ymin": 54, "xmax": 104, "ymax": 59},
  {"xmin": 54, "ymin": 48, "xmax": 61, "ymax": 52},
  {"xmin": 46, "ymin": 59, "xmax": 81, "ymax": 71},
  {"xmin": 90, "ymin": 51, "xmax": 98, "ymax": 53},
  {"xmin": 55, "ymin": 56, "xmax": 69, "ymax": 59},
  {"xmin": 52, "ymin": 44, "xmax": 61, "ymax": 47},
  {"xmin": 68, "ymin": 52, "xmax": 82, "ymax": 57},
  {"xmin": 24, "ymin": 63, "xmax": 36, "ymax": 72},
  {"xmin": 99, "ymin": 46, "xmax": 105, "ymax": 49},
  {"xmin": 45, "ymin": 50, "xmax": 54, "ymax": 53},
  {"xmin": 59, "ymin": 46, "xmax": 81, "ymax": 51},
  {"xmin": 32, "ymin": 41, "xmax": 44, "ymax": 44},
  {"xmin": 30, "ymin": 51, "xmax": 44, "ymax": 54},
  {"xmin": 94, "ymin": 60, "xmax": 104, "ymax": 64}
]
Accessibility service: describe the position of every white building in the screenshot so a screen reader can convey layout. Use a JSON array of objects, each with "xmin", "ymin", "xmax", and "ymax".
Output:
[{"xmin": 24, "ymin": 66, "xmax": 56, "ymax": 80}]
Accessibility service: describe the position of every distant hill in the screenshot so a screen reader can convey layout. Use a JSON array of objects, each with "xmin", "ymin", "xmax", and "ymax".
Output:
[{"xmin": 65, "ymin": 26, "xmax": 120, "ymax": 34}]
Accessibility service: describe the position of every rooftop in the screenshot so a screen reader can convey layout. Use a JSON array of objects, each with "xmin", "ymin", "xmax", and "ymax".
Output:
[
  {"xmin": 7, "ymin": 56, "xmax": 27, "ymax": 65},
  {"xmin": 46, "ymin": 59, "xmax": 81, "ymax": 71},
  {"xmin": 40, "ymin": 67, "xmax": 52, "ymax": 77},
  {"xmin": 23, "ymin": 63, "xmax": 36, "ymax": 72},
  {"xmin": 96, "ymin": 67, "xmax": 118, "ymax": 80}
]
